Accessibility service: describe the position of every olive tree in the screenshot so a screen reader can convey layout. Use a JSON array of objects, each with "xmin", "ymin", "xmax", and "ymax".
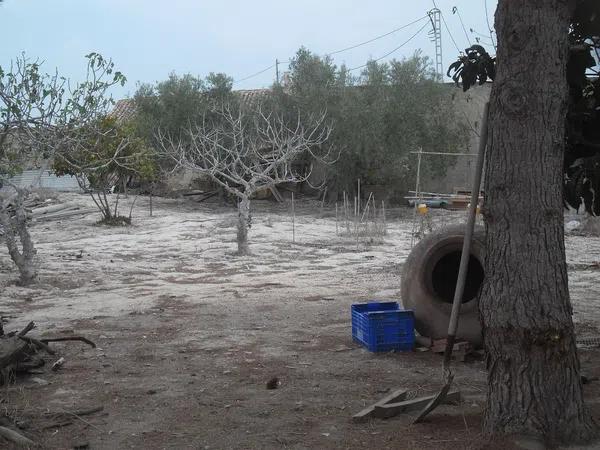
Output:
[{"xmin": 160, "ymin": 104, "xmax": 333, "ymax": 255}]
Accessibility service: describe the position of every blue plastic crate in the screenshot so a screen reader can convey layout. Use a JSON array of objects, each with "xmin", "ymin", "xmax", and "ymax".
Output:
[{"xmin": 351, "ymin": 302, "xmax": 415, "ymax": 352}]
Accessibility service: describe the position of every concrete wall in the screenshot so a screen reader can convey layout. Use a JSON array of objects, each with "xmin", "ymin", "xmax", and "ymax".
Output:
[
  {"xmin": 5, "ymin": 169, "xmax": 82, "ymax": 192},
  {"xmin": 426, "ymin": 83, "xmax": 491, "ymax": 195}
]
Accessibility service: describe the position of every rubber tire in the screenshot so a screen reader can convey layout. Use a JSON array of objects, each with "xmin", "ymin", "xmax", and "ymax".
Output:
[{"xmin": 401, "ymin": 224, "xmax": 485, "ymax": 347}]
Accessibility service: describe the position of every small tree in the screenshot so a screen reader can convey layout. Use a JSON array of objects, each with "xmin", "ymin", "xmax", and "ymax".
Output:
[
  {"xmin": 53, "ymin": 116, "xmax": 155, "ymax": 225},
  {"xmin": 160, "ymin": 104, "xmax": 333, "ymax": 255}
]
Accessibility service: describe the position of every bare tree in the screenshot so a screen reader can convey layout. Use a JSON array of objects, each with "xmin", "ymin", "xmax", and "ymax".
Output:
[{"xmin": 160, "ymin": 104, "xmax": 333, "ymax": 255}]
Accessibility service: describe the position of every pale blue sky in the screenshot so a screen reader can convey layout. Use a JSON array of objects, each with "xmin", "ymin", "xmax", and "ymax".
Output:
[{"xmin": 0, "ymin": 0, "xmax": 498, "ymax": 99}]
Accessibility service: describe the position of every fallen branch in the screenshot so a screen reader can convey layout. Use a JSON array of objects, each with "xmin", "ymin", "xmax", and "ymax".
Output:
[
  {"xmin": 15, "ymin": 357, "xmax": 45, "ymax": 373},
  {"xmin": 40, "ymin": 336, "xmax": 96, "ymax": 348},
  {"xmin": 0, "ymin": 337, "xmax": 33, "ymax": 371},
  {"xmin": 42, "ymin": 420, "xmax": 73, "ymax": 430},
  {"xmin": 59, "ymin": 409, "xmax": 103, "ymax": 432},
  {"xmin": 15, "ymin": 321, "xmax": 35, "ymax": 338},
  {"xmin": 18, "ymin": 337, "xmax": 56, "ymax": 355},
  {"xmin": 0, "ymin": 425, "xmax": 37, "ymax": 448},
  {"xmin": 59, "ymin": 405, "xmax": 104, "ymax": 417}
]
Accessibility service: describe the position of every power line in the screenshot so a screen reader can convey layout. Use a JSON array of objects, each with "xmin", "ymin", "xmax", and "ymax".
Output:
[
  {"xmin": 483, "ymin": 0, "xmax": 497, "ymax": 49},
  {"xmin": 232, "ymin": 13, "xmax": 432, "ymax": 85},
  {"xmin": 325, "ymin": 14, "xmax": 429, "ymax": 56},
  {"xmin": 451, "ymin": 6, "xmax": 472, "ymax": 46},
  {"xmin": 347, "ymin": 21, "xmax": 431, "ymax": 72},
  {"xmin": 233, "ymin": 64, "xmax": 276, "ymax": 85},
  {"xmin": 440, "ymin": 11, "xmax": 462, "ymax": 52}
]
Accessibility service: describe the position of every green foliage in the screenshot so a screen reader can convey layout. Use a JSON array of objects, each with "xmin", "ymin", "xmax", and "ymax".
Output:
[
  {"xmin": 0, "ymin": 53, "xmax": 127, "ymax": 183},
  {"xmin": 447, "ymin": 0, "xmax": 600, "ymax": 214},
  {"xmin": 276, "ymin": 48, "xmax": 468, "ymax": 198},
  {"xmin": 131, "ymin": 49, "xmax": 467, "ymax": 202},
  {"xmin": 53, "ymin": 116, "xmax": 155, "ymax": 191},
  {"xmin": 133, "ymin": 72, "xmax": 234, "ymax": 145}
]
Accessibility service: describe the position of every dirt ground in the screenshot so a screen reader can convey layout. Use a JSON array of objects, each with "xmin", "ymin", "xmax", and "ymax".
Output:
[{"xmin": 1, "ymin": 193, "xmax": 600, "ymax": 450}]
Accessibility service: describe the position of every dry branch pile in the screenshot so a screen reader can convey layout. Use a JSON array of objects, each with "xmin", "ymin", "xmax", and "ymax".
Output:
[{"xmin": 0, "ymin": 319, "xmax": 96, "ymax": 447}]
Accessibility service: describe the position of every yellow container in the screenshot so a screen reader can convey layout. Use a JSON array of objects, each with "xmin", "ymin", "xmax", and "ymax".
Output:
[{"xmin": 417, "ymin": 203, "xmax": 428, "ymax": 215}]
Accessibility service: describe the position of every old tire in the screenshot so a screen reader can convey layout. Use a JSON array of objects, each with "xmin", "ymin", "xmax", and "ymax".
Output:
[{"xmin": 401, "ymin": 224, "xmax": 485, "ymax": 347}]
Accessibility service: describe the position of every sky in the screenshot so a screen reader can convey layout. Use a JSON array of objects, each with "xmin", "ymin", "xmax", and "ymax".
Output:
[{"xmin": 0, "ymin": 0, "xmax": 498, "ymax": 99}]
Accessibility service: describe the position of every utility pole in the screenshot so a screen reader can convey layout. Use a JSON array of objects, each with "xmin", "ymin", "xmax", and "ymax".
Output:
[
  {"xmin": 428, "ymin": 8, "xmax": 443, "ymax": 81},
  {"xmin": 275, "ymin": 59, "xmax": 280, "ymax": 84}
]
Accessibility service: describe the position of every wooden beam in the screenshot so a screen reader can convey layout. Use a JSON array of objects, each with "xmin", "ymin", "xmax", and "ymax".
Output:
[
  {"xmin": 372, "ymin": 390, "xmax": 461, "ymax": 419},
  {"xmin": 352, "ymin": 389, "xmax": 409, "ymax": 423}
]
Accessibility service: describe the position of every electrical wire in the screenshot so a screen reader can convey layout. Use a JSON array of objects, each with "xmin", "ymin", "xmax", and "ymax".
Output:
[
  {"xmin": 233, "ymin": 15, "xmax": 430, "ymax": 85},
  {"xmin": 484, "ymin": 0, "xmax": 497, "ymax": 49},
  {"xmin": 452, "ymin": 6, "xmax": 472, "ymax": 46},
  {"xmin": 347, "ymin": 21, "xmax": 431, "ymax": 72},
  {"xmin": 440, "ymin": 11, "xmax": 462, "ymax": 52},
  {"xmin": 233, "ymin": 64, "xmax": 276, "ymax": 85},
  {"xmin": 325, "ymin": 14, "xmax": 429, "ymax": 56}
]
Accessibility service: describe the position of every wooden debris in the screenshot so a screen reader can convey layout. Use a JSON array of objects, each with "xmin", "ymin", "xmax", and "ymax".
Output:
[
  {"xmin": 19, "ymin": 336, "xmax": 56, "ymax": 355},
  {"xmin": 269, "ymin": 186, "xmax": 284, "ymax": 203},
  {"xmin": 40, "ymin": 336, "xmax": 96, "ymax": 348},
  {"xmin": 353, "ymin": 389, "xmax": 409, "ymax": 423},
  {"xmin": 46, "ymin": 405, "xmax": 104, "ymax": 419},
  {"xmin": 0, "ymin": 336, "xmax": 35, "ymax": 372},
  {"xmin": 431, "ymin": 339, "xmax": 473, "ymax": 362},
  {"xmin": 17, "ymin": 321, "xmax": 35, "ymax": 337},
  {"xmin": 51, "ymin": 357, "xmax": 65, "ymax": 371},
  {"xmin": 0, "ymin": 425, "xmax": 37, "ymax": 448},
  {"xmin": 1, "ymin": 321, "xmax": 95, "ymax": 383},
  {"xmin": 41, "ymin": 420, "xmax": 73, "ymax": 430},
  {"xmin": 372, "ymin": 390, "xmax": 461, "ymax": 420}
]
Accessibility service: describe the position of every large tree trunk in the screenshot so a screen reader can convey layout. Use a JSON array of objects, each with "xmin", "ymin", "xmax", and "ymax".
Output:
[
  {"xmin": 236, "ymin": 196, "xmax": 251, "ymax": 255},
  {"xmin": 480, "ymin": 0, "xmax": 596, "ymax": 444},
  {"xmin": 0, "ymin": 194, "xmax": 37, "ymax": 286}
]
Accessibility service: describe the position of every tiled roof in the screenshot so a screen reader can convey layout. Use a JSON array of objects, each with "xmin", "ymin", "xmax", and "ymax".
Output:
[
  {"xmin": 234, "ymin": 88, "xmax": 272, "ymax": 108},
  {"xmin": 110, "ymin": 98, "xmax": 137, "ymax": 123}
]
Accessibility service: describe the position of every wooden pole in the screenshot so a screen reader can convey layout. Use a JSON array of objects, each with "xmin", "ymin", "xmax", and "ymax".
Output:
[
  {"xmin": 382, "ymin": 200, "xmax": 386, "ymax": 234},
  {"xmin": 335, "ymin": 202, "xmax": 338, "ymax": 235},
  {"xmin": 357, "ymin": 179, "xmax": 361, "ymax": 219},
  {"xmin": 361, "ymin": 192, "xmax": 374, "ymax": 222},
  {"xmin": 410, "ymin": 148, "xmax": 423, "ymax": 248},
  {"xmin": 291, "ymin": 192, "xmax": 295, "ymax": 243}
]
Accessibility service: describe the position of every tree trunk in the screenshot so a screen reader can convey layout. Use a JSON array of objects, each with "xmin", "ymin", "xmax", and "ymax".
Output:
[
  {"xmin": 237, "ymin": 196, "xmax": 251, "ymax": 255},
  {"xmin": 0, "ymin": 196, "xmax": 37, "ymax": 286},
  {"xmin": 480, "ymin": 0, "xmax": 595, "ymax": 443}
]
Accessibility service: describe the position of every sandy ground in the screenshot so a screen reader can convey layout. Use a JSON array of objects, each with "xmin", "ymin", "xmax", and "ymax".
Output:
[{"xmin": 1, "ymin": 192, "xmax": 600, "ymax": 450}]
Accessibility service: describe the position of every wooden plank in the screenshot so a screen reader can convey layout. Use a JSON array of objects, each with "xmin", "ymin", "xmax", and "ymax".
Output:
[
  {"xmin": 269, "ymin": 186, "xmax": 284, "ymax": 203},
  {"xmin": 352, "ymin": 389, "xmax": 409, "ymax": 423},
  {"xmin": 372, "ymin": 390, "xmax": 461, "ymax": 419}
]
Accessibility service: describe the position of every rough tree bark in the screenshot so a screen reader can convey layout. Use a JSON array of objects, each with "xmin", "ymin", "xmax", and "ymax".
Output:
[
  {"xmin": 0, "ymin": 190, "xmax": 37, "ymax": 285},
  {"xmin": 480, "ymin": 0, "xmax": 596, "ymax": 443},
  {"xmin": 236, "ymin": 196, "xmax": 251, "ymax": 255}
]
